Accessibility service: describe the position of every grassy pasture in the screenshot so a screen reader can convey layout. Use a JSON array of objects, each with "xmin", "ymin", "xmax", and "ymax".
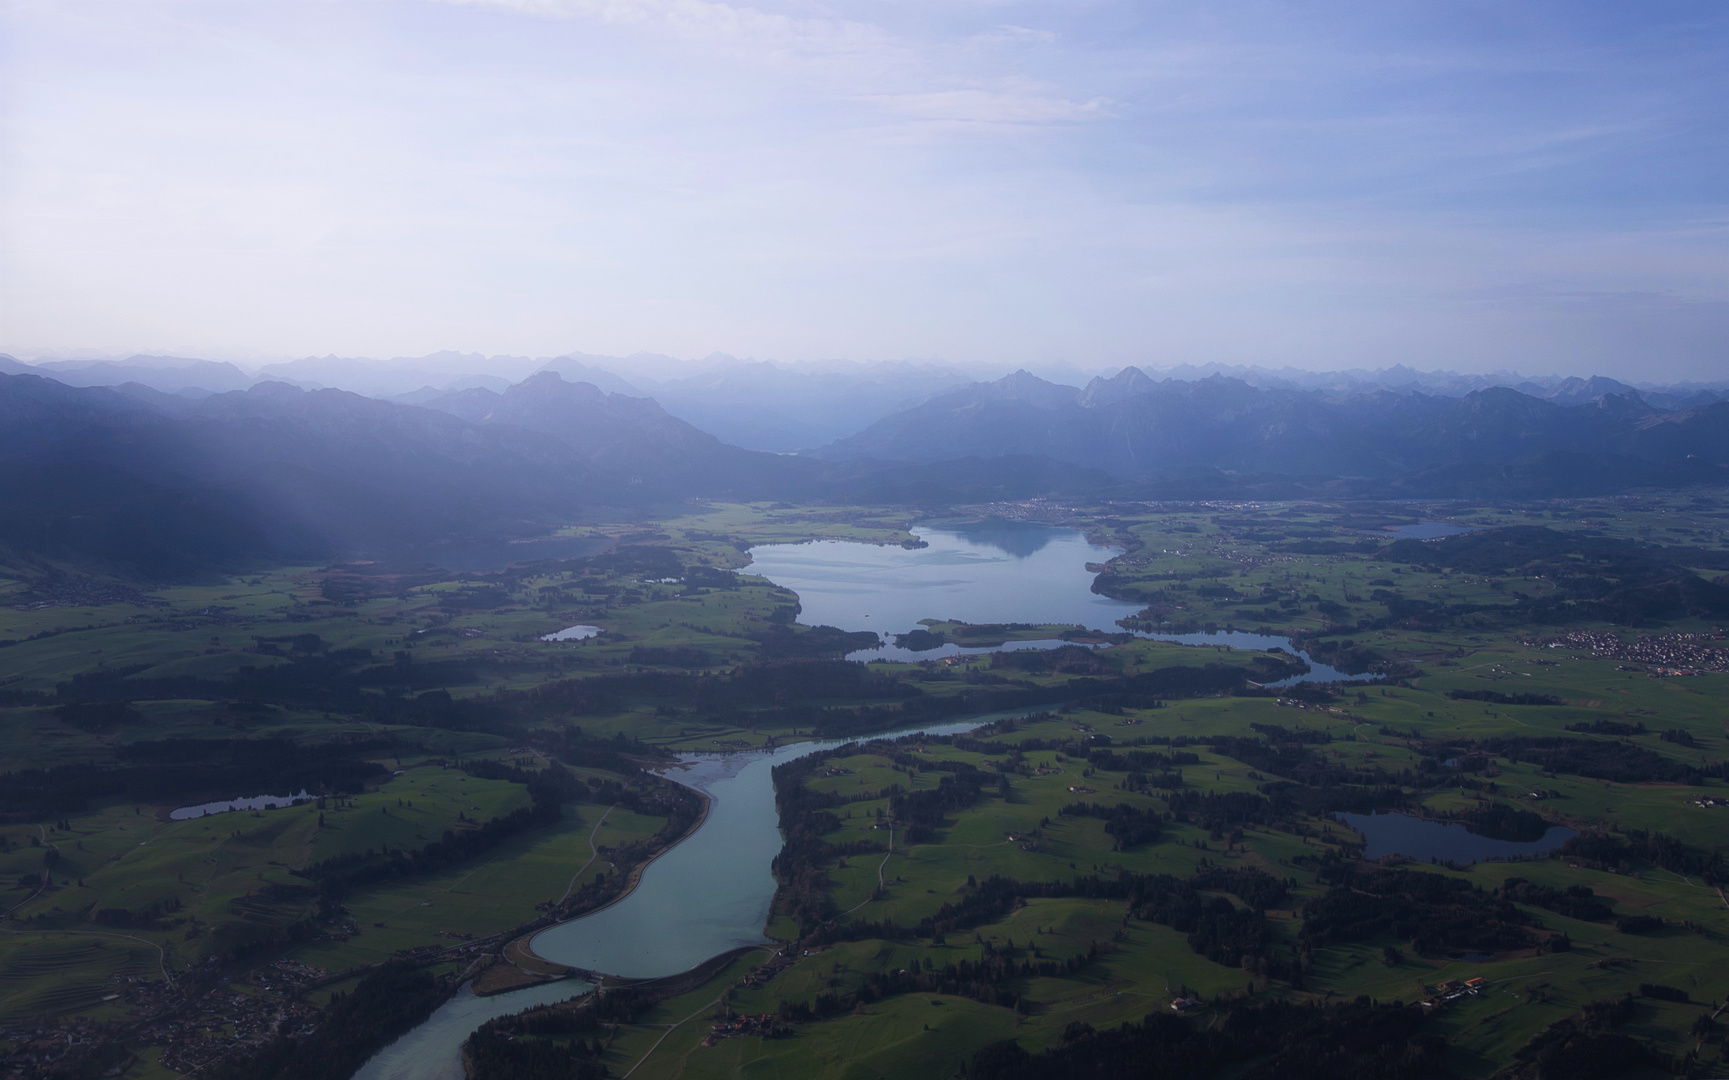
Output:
[
  {"xmin": 286, "ymin": 798, "xmax": 664, "ymax": 974},
  {"xmin": 580, "ymin": 666, "xmax": 1729, "ymax": 1078},
  {"xmin": 0, "ymin": 935, "xmax": 160, "ymax": 1021},
  {"xmin": 0, "ymin": 768, "xmax": 634, "ymax": 989},
  {"xmin": 4, "ymin": 494, "xmax": 1729, "ymax": 1078}
]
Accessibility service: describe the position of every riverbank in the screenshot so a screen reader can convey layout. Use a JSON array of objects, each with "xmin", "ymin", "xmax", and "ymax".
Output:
[
  {"xmin": 509, "ymin": 771, "xmax": 718, "ymax": 985},
  {"xmin": 603, "ymin": 943, "xmax": 770, "ymax": 995},
  {"xmin": 457, "ymin": 946, "xmax": 775, "ymax": 1080},
  {"xmin": 356, "ymin": 709, "xmax": 1074, "ymax": 1078}
]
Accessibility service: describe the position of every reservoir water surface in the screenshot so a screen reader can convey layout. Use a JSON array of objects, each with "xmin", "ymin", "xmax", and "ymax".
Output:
[
  {"xmin": 358, "ymin": 716, "xmax": 1008, "ymax": 1079},
  {"xmin": 748, "ymin": 520, "xmax": 1374, "ymax": 683},
  {"xmin": 746, "ymin": 520, "xmax": 1139, "ymax": 651},
  {"xmin": 529, "ymin": 717, "xmax": 994, "ymax": 976},
  {"xmin": 360, "ymin": 519, "xmax": 1375, "ymax": 1077},
  {"xmin": 352, "ymin": 977, "xmax": 596, "ymax": 1080}
]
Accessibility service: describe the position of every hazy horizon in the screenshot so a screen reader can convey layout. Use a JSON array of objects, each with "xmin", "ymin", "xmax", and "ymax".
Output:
[
  {"xmin": 8, "ymin": 347, "xmax": 1726, "ymax": 394},
  {"xmin": 4, "ymin": 1, "xmax": 1727, "ymax": 380}
]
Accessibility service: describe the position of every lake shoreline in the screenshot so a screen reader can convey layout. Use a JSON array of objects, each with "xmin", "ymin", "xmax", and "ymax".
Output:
[
  {"xmin": 521, "ymin": 762, "xmax": 727, "ymax": 972},
  {"xmin": 1337, "ymin": 809, "xmax": 1576, "ymax": 864}
]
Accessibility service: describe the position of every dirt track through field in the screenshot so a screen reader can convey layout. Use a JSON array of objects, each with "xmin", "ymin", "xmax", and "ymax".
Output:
[{"xmin": 561, "ymin": 805, "xmax": 617, "ymax": 904}]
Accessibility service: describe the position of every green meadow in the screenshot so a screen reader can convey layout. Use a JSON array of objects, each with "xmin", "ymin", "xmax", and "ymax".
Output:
[{"xmin": 2, "ymin": 493, "xmax": 1728, "ymax": 1078}]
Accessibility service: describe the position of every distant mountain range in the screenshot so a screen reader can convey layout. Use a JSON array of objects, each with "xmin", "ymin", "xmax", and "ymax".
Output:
[
  {"xmin": 8, "ymin": 351, "xmax": 1724, "ymax": 453},
  {"xmin": 809, "ymin": 368, "xmax": 1729, "ymax": 494},
  {"xmin": 420, "ymin": 372, "xmax": 817, "ymax": 495},
  {"xmin": 1086, "ymin": 362, "xmax": 1729, "ymax": 412},
  {"xmin": 0, "ymin": 351, "xmax": 977, "ymax": 451},
  {"xmin": 599, "ymin": 360, "xmax": 976, "ymax": 452},
  {"xmin": 0, "ymin": 372, "xmax": 1086, "ymax": 578},
  {"xmin": 506, "ymin": 354, "xmax": 978, "ymax": 450},
  {"xmin": 0, "ymin": 373, "xmax": 614, "ymax": 577},
  {"xmin": 5, "ymin": 359, "xmax": 1729, "ymax": 579},
  {"xmin": 18, "ymin": 355, "xmax": 257, "ymax": 395}
]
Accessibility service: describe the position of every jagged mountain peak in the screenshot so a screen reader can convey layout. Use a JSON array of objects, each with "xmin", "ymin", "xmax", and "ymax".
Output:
[
  {"xmin": 530, "ymin": 358, "xmax": 642, "ymax": 396},
  {"xmin": 1079, "ymin": 366, "xmax": 1158, "ymax": 408},
  {"xmin": 810, "ymin": 372, "xmax": 1729, "ymax": 482},
  {"xmin": 243, "ymin": 379, "xmax": 307, "ymax": 400},
  {"xmin": 976, "ymin": 369, "xmax": 1080, "ymax": 408},
  {"xmin": 509, "ymin": 369, "xmax": 610, "ymax": 397},
  {"xmin": 1589, "ymin": 390, "xmax": 1654, "ymax": 419},
  {"xmin": 1518, "ymin": 374, "xmax": 1642, "ymax": 406}
]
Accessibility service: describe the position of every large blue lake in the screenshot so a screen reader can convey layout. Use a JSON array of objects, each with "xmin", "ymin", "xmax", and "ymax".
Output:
[
  {"xmin": 746, "ymin": 520, "xmax": 1139, "ymax": 649},
  {"xmin": 747, "ymin": 520, "xmax": 1374, "ymax": 684}
]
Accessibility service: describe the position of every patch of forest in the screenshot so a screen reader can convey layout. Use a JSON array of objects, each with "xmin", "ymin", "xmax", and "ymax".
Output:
[
  {"xmin": 961, "ymin": 997, "xmax": 1449, "ymax": 1080},
  {"xmin": 1300, "ymin": 866, "xmax": 1548, "ymax": 957}
]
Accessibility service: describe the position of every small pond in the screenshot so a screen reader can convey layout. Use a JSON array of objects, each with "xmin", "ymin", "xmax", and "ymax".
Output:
[
  {"xmin": 170, "ymin": 790, "xmax": 312, "ymax": 820},
  {"xmin": 540, "ymin": 624, "xmax": 602, "ymax": 641},
  {"xmin": 1337, "ymin": 811, "xmax": 1576, "ymax": 864}
]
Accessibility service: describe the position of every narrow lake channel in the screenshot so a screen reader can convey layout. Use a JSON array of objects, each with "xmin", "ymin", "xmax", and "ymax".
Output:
[{"xmin": 353, "ymin": 717, "xmax": 1010, "ymax": 1079}]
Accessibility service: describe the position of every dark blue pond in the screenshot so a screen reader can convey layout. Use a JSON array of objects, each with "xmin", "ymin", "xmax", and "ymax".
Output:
[{"xmin": 1338, "ymin": 811, "xmax": 1575, "ymax": 864}]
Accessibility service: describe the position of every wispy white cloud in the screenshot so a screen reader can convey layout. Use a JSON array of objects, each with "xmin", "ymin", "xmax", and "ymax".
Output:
[
  {"xmin": 867, "ymin": 87, "xmax": 1111, "ymax": 125},
  {"xmin": 971, "ymin": 24, "xmax": 1057, "ymax": 45},
  {"xmin": 436, "ymin": 0, "xmax": 897, "ymax": 58},
  {"xmin": 435, "ymin": 0, "xmax": 1099, "ymax": 130},
  {"xmin": 2, "ymin": 1, "xmax": 1726, "ymax": 377}
]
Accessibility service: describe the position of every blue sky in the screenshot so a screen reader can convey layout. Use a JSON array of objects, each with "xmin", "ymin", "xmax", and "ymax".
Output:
[{"xmin": 2, "ymin": 0, "xmax": 1725, "ymax": 378}]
